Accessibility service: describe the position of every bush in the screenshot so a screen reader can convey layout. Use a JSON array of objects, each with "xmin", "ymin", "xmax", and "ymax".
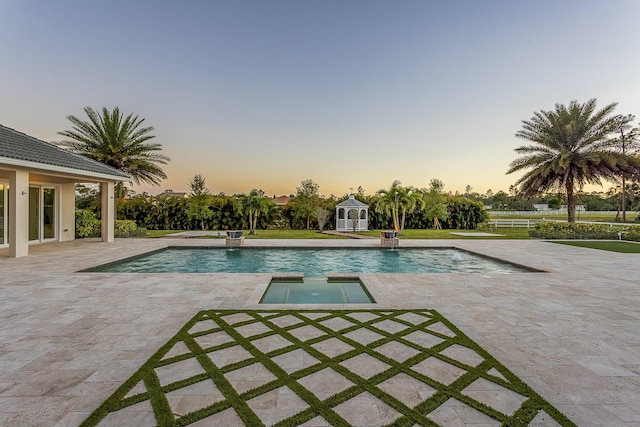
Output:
[
  {"xmin": 529, "ymin": 222, "xmax": 640, "ymax": 241},
  {"xmin": 115, "ymin": 220, "xmax": 147, "ymax": 238},
  {"xmin": 75, "ymin": 211, "xmax": 146, "ymax": 238},
  {"xmin": 75, "ymin": 209, "xmax": 100, "ymax": 238}
]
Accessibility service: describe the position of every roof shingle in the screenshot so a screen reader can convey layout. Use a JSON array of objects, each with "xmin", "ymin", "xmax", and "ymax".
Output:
[{"xmin": 0, "ymin": 124, "xmax": 130, "ymax": 179}]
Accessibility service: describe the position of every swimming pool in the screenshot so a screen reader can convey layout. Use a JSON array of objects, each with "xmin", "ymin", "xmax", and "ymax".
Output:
[{"xmin": 84, "ymin": 247, "xmax": 532, "ymax": 276}]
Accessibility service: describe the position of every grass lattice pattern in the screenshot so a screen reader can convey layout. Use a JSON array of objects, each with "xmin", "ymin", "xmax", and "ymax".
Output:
[{"xmin": 83, "ymin": 309, "xmax": 575, "ymax": 426}]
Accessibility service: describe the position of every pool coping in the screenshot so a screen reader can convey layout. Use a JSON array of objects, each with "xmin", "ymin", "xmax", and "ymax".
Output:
[{"xmin": 0, "ymin": 238, "xmax": 639, "ymax": 426}]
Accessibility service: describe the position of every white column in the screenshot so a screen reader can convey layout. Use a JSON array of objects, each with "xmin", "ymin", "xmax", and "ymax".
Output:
[
  {"xmin": 60, "ymin": 183, "xmax": 75, "ymax": 241},
  {"xmin": 9, "ymin": 170, "xmax": 29, "ymax": 257},
  {"xmin": 101, "ymin": 181, "xmax": 115, "ymax": 242}
]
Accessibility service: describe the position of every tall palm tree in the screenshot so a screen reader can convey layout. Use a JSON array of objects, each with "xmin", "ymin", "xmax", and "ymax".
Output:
[
  {"xmin": 376, "ymin": 181, "xmax": 424, "ymax": 234},
  {"xmin": 612, "ymin": 114, "xmax": 640, "ymax": 222},
  {"xmin": 237, "ymin": 189, "xmax": 272, "ymax": 234},
  {"xmin": 375, "ymin": 181, "xmax": 403, "ymax": 233},
  {"xmin": 57, "ymin": 106, "xmax": 169, "ymax": 194},
  {"xmin": 507, "ymin": 99, "xmax": 640, "ymax": 222}
]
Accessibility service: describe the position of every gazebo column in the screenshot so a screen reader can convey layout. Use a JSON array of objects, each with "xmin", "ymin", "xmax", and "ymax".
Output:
[
  {"xmin": 101, "ymin": 181, "xmax": 115, "ymax": 242},
  {"xmin": 8, "ymin": 170, "xmax": 29, "ymax": 257}
]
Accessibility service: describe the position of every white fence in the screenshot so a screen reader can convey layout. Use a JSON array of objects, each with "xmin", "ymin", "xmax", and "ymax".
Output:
[
  {"xmin": 488, "ymin": 219, "xmax": 532, "ymax": 228},
  {"xmin": 490, "ymin": 210, "xmax": 639, "ymax": 216}
]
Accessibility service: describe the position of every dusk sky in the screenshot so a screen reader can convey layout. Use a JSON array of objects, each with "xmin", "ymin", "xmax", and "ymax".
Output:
[{"xmin": 2, "ymin": 1, "xmax": 640, "ymax": 197}]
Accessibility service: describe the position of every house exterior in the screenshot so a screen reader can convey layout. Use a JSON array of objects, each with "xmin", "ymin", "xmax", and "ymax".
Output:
[
  {"xmin": 0, "ymin": 124, "xmax": 130, "ymax": 257},
  {"xmin": 272, "ymin": 195, "xmax": 290, "ymax": 206},
  {"xmin": 335, "ymin": 194, "xmax": 369, "ymax": 231},
  {"xmin": 160, "ymin": 190, "xmax": 188, "ymax": 198}
]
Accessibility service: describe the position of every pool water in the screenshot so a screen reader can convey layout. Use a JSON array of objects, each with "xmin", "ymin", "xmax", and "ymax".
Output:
[
  {"xmin": 260, "ymin": 278, "xmax": 374, "ymax": 304},
  {"xmin": 85, "ymin": 247, "xmax": 530, "ymax": 275}
]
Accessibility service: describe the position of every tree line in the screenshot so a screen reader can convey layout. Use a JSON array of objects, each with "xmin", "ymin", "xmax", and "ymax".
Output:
[
  {"xmin": 58, "ymin": 98, "xmax": 640, "ymax": 226},
  {"xmin": 76, "ymin": 178, "xmax": 488, "ymax": 233}
]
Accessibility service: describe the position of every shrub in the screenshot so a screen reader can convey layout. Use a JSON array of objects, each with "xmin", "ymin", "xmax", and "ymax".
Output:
[
  {"xmin": 75, "ymin": 209, "xmax": 100, "ymax": 238},
  {"xmin": 529, "ymin": 222, "xmax": 640, "ymax": 241},
  {"xmin": 114, "ymin": 220, "xmax": 147, "ymax": 238},
  {"xmin": 444, "ymin": 196, "xmax": 488, "ymax": 230}
]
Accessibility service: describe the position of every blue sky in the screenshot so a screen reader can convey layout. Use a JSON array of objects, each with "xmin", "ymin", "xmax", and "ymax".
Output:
[{"xmin": 2, "ymin": 1, "xmax": 640, "ymax": 197}]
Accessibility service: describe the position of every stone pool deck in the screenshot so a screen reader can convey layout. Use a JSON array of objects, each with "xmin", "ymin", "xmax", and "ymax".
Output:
[{"xmin": 0, "ymin": 238, "xmax": 639, "ymax": 426}]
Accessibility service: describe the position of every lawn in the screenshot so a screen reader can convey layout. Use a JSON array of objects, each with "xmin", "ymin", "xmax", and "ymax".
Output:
[
  {"xmin": 143, "ymin": 230, "xmax": 345, "ymax": 239},
  {"xmin": 144, "ymin": 228, "xmax": 532, "ymax": 239},
  {"xmin": 491, "ymin": 212, "xmax": 638, "ymax": 223},
  {"xmin": 358, "ymin": 228, "xmax": 531, "ymax": 239},
  {"xmin": 549, "ymin": 240, "xmax": 640, "ymax": 253}
]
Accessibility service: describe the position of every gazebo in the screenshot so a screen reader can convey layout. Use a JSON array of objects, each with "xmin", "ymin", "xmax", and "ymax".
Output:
[{"xmin": 335, "ymin": 194, "xmax": 369, "ymax": 231}]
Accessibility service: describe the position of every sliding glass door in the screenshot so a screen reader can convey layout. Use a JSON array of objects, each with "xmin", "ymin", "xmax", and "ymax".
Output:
[{"xmin": 29, "ymin": 185, "xmax": 57, "ymax": 242}]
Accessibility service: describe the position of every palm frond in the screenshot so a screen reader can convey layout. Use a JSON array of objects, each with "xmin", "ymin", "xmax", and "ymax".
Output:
[{"xmin": 56, "ymin": 106, "xmax": 169, "ymax": 186}]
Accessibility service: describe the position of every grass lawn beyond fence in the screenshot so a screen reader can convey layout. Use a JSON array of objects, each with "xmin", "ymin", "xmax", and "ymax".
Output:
[{"xmin": 549, "ymin": 240, "xmax": 640, "ymax": 253}]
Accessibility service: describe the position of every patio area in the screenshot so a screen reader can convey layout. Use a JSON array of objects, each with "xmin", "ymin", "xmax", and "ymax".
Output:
[{"xmin": 0, "ymin": 238, "xmax": 639, "ymax": 426}]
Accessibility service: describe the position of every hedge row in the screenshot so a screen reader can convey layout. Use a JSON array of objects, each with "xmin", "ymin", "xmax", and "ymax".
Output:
[
  {"xmin": 529, "ymin": 222, "xmax": 640, "ymax": 241},
  {"xmin": 75, "ymin": 210, "xmax": 147, "ymax": 238}
]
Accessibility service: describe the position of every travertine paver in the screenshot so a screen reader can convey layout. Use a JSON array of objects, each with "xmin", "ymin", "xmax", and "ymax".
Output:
[
  {"xmin": 339, "ymin": 353, "xmax": 391, "ymax": 378},
  {"xmin": 411, "ymin": 356, "xmax": 467, "ymax": 385},
  {"xmin": 270, "ymin": 348, "xmax": 319, "ymax": 374},
  {"xmin": 377, "ymin": 372, "xmax": 437, "ymax": 407},
  {"xmin": 165, "ymin": 379, "xmax": 224, "ymax": 416},
  {"xmin": 462, "ymin": 378, "xmax": 528, "ymax": 415},
  {"xmin": 428, "ymin": 397, "xmax": 501, "ymax": 426},
  {"xmin": 77, "ymin": 308, "xmax": 572, "ymax": 425},
  {"xmin": 246, "ymin": 386, "xmax": 309, "ymax": 426},
  {"xmin": 297, "ymin": 367, "xmax": 354, "ymax": 400},
  {"xmin": 1, "ymin": 238, "xmax": 639, "ymax": 425},
  {"xmin": 333, "ymin": 391, "xmax": 402, "ymax": 425}
]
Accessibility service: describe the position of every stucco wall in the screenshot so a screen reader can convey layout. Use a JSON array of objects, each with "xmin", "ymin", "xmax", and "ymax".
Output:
[{"xmin": 61, "ymin": 183, "xmax": 75, "ymax": 241}]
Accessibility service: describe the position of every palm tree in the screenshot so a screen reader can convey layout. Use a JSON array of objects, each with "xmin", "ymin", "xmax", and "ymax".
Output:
[
  {"xmin": 237, "ymin": 189, "xmax": 272, "ymax": 234},
  {"xmin": 375, "ymin": 181, "xmax": 403, "ymax": 233},
  {"xmin": 58, "ymin": 106, "xmax": 169, "ymax": 195},
  {"xmin": 507, "ymin": 99, "xmax": 640, "ymax": 222},
  {"xmin": 612, "ymin": 114, "xmax": 640, "ymax": 222},
  {"xmin": 376, "ymin": 181, "xmax": 424, "ymax": 235}
]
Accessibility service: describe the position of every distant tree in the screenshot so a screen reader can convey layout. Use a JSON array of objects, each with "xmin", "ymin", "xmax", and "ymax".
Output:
[
  {"xmin": 547, "ymin": 194, "xmax": 562, "ymax": 210},
  {"xmin": 57, "ymin": 106, "xmax": 169, "ymax": 197},
  {"xmin": 75, "ymin": 184, "xmax": 99, "ymax": 210},
  {"xmin": 611, "ymin": 114, "xmax": 640, "ymax": 221},
  {"xmin": 376, "ymin": 181, "xmax": 425, "ymax": 235},
  {"xmin": 237, "ymin": 189, "xmax": 272, "ymax": 234},
  {"xmin": 507, "ymin": 99, "xmax": 640, "ymax": 222},
  {"xmin": 492, "ymin": 191, "xmax": 510, "ymax": 210},
  {"xmin": 423, "ymin": 179, "xmax": 449, "ymax": 229},
  {"xmin": 186, "ymin": 174, "xmax": 213, "ymax": 230},
  {"xmin": 291, "ymin": 179, "xmax": 320, "ymax": 229},
  {"xmin": 445, "ymin": 196, "xmax": 488, "ymax": 229},
  {"xmin": 316, "ymin": 207, "xmax": 329, "ymax": 232}
]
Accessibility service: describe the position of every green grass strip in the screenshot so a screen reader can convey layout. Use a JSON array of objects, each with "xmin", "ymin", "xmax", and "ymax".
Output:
[
  {"xmin": 82, "ymin": 309, "xmax": 576, "ymax": 427},
  {"xmin": 550, "ymin": 240, "xmax": 640, "ymax": 253}
]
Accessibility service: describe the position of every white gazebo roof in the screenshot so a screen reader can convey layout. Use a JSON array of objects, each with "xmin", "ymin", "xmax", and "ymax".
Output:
[{"xmin": 336, "ymin": 194, "xmax": 368, "ymax": 208}]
